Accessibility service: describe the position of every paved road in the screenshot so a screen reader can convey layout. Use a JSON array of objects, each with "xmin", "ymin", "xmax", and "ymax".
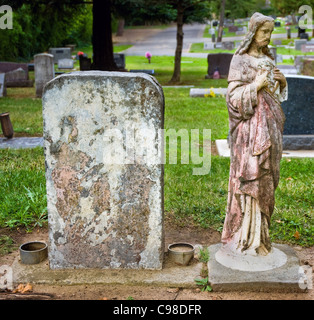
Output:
[
  {"xmin": 124, "ymin": 23, "xmax": 206, "ymax": 56},
  {"xmin": 123, "ymin": 23, "xmax": 305, "ymax": 57}
]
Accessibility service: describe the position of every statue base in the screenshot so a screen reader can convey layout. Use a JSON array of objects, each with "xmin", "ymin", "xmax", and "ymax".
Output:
[
  {"xmin": 208, "ymin": 243, "xmax": 308, "ymax": 292},
  {"xmin": 215, "ymin": 243, "xmax": 287, "ymax": 272}
]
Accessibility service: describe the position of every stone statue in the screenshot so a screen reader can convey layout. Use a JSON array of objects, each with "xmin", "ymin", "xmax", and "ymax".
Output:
[{"xmin": 217, "ymin": 13, "xmax": 288, "ymax": 267}]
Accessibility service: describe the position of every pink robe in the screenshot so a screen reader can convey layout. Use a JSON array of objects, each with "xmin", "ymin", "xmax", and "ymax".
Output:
[{"xmin": 221, "ymin": 53, "xmax": 287, "ymax": 245}]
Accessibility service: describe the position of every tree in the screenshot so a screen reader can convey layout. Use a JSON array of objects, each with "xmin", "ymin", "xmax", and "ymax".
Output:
[
  {"xmin": 217, "ymin": 0, "xmax": 225, "ymax": 43},
  {"xmin": 164, "ymin": 0, "xmax": 212, "ymax": 83},
  {"xmin": 91, "ymin": 0, "xmax": 117, "ymax": 70}
]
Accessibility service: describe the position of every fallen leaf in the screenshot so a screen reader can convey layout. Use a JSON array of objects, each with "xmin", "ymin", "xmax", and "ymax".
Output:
[
  {"xmin": 294, "ymin": 231, "xmax": 300, "ymax": 240},
  {"xmin": 286, "ymin": 177, "xmax": 293, "ymax": 181},
  {"xmin": 13, "ymin": 284, "xmax": 25, "ymax": 293},
  {"xmin": 13, "ymin": 283, "xmax": 33, "ymax": 294},
  {"xmin": 21, "ymin": 283, "xmax": 33, "ymax": 293},
  {"xmin": 101, "ymin": 297, "xmax": 109, "ymax": 300}
]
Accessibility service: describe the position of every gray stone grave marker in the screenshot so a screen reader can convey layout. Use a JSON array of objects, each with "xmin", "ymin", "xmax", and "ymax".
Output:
[
  {"xmin": 58, "ymin": 58, "xmax": 74, "ymax": 69},
  {"xmin": 42, "ymin": 71, "xmax": 165, "ymax": 269},
  {"xmin": 294, "ymin": 39, "xmax": 307, "ymax": 51},
  {"xmin": 113, "ymin": 53, "xmax": 125, "ymax": 70},
  {"xmin": 281, "ymin": 75, "xmax": 314, "ymax": 149},
  {"xmin": 34, "ymin": 53, "xmax": 55, "ymax": 98},
  {"xmin": 0, "ymin": 73, "xmax": 6, "ymax": 97},
  {"xmin": 49, "ymin": 47, "xmax": 72, "ymax": 64},
  {"xmin": 205, "ymin": 53, "xmax": 233, "ymax": 79}
]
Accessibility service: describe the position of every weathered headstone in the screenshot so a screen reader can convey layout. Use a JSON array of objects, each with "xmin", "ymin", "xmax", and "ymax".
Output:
[
  {"xmin": 301, "ymin": 43, "xmax": 314, "ymax": 53},
  {"xmin": 0, "ymin": 73, "xmax": 6, "ymax": 97},
  {"xmin": 273, "ymin": 39, "xmax": 282, "ymax": 46},
  {"xmin": 204, "ymin": 42, "xmax": 215, "ymax": 50},
  {"xmin": 205, "ymin": 53, "xmax": 233, "ymax": 79},
  {"xmin": 49, "ymin": 48, "xmax": 72, "ymax": 64},
  {"xmin": 113, "ymin": 53, "xmax": 125, "ymax": 70},
  {"xmin": 4, "ymin": 68, "xmax": 33, "ymax": 87},
  {"xmin": 57, "ymin": 58, "xmax": 74, "ymax": 69},
  {"xmin": 228, "ymin": 26, "xmax": 238, "ymax": 32},
  {"xmin": 34, "ymin": 53, "xmax": 55, "ymax": 98},
  {"xmin": 0, "ymin": 62, "xmax": 28, "ymax": 74},
  {"xmin": 42, "ymin": 71, "xmax": 165, "ymax": 269},
  {"xmin": 235, "ymin": 26, "xmax": 247, "ymax": 36},
  {"xmin": 294, "ymin": 39, "xmax": 307, "ymax": 51},
  {"xmin": 222, "ymin": 41, "xmax": 235, "ymax": 50},
  {"xmin": 281, "ymin": 75, "xmax": 314, "ymax": 149}
]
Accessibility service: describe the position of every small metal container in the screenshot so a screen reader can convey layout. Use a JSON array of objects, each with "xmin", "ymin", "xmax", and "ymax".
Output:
[
  {"xmin": 168, "ymin": 242, "xmax": 195, "ymax": 266},
  {"xmin": 19, "ymin": 241, "xmax": 48, "ymax": 265}
]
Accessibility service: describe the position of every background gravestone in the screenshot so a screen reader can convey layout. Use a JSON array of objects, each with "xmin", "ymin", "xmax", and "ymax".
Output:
[
  {"xmin": 0, "ymin": 62, "xmax": 33, "ymax": 87},
  {"xmin": 295, "ymin": 39, "xmax": 307, "ymax": 51},
  {"xmin": 49, "ymin": 47, "xmax": 72, "ymax": 64},
  {"xmin": 34, "ymin": 53, "xmax": 55, "ymax": 98},
  {"xmin": 57, "ymin": 58, "xmax": 74, "ymax": 69},
  {"xmin": 43, "ymin": 71, "xmax": 165, "ymax": 269},
  {"xmin": 205, "ymin": 53, "xmax": 233, "ymax": 79},
  {"xmin": 0, "ymin": 73, "xmax": 6, "ymax": 97},
  {"xmin": 79, "ymin": 56, "xmax": 91, "ymax": 71},
  {"xmin": 281, "ymin": 75, "xmax": 314, "ymax": 149},
  {"xmin": 113, "ymin": 53, "xmax": 126, "ymax": 70}
]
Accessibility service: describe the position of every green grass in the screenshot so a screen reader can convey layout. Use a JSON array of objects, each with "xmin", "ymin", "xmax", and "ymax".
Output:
[
  {"xmin": 0, "ymin": 147, "xmax": 47, "ymax": 230},
  {"xmin": 0, "ymin": 87, "xmax": 42, "ymax": 136},
  {"xmin": 0, "ymin": 235, "xmax": 17, "ymax": 255}
]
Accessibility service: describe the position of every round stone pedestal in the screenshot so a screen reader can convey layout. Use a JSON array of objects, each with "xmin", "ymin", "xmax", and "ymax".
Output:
[{"xmin": 215, "ymin": 244, "xmax": 287, "ymax": 272}]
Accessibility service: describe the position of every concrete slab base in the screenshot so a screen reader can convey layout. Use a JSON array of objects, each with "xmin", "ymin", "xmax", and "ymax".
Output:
[
  {"xmin": 208, "ymin": 243, "xmax": 307, "ymax": 292},
  {"xmin": 12, "ymin": 253, "xmax": 203, "ymax": 288}
]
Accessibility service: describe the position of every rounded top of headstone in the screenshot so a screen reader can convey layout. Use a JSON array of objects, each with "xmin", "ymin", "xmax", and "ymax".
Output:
[
  {"xmin": 43, "ymin": 70, "xmax": 162, "ymax": 95},
  {"xmin": 34, "ymin": 53, "xmax": 54, "ymax": 58}
]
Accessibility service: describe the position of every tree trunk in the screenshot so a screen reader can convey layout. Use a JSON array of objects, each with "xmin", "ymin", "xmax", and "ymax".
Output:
[
  {"xmin": 91, "ymin": 0, "xmax": 118, "ymax": 71},
  {"xmin": 217, "ymin": 0, "xmax": 226, "ymax": 43},
  {"xmin": 116, "ymin": 18, "xmax": 125, "ymax": 37},
  {"xmin": 170, "ymin": 1, "xmax": 184, "ymax": 83}
]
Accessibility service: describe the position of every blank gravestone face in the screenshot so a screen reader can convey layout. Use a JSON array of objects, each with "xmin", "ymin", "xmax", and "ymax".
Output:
[
  {"xmin": 43, "ymin": 71, "xmax": 165, "ymax": 269},
  {"xmin": 281, "ymin": 75, "xmax": 314, "ymax": 135},
  {"xmin": 206, "ymin": 53, "xmax": 233, "ymax": 78}
]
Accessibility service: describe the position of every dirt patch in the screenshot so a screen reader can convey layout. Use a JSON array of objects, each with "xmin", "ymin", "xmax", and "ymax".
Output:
[{"xmin": 0, "ymin": 225, "xmax": 313, "ymax": 300}]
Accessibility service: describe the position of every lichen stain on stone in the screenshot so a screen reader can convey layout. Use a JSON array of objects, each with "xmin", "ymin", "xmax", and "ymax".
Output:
[{"xmin": 112, "ymin": 164, "xmax": 153, "ymax": 265}]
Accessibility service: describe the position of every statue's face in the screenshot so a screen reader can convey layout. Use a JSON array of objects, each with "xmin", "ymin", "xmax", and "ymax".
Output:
[{"xmin": 254, "ymin": 21, "xmax": 274, "ymax": 47}]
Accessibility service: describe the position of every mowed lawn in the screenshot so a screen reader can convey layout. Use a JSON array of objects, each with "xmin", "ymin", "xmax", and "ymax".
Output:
[{"xmin": 0, "ymin": 56, "xmax": 313, "ymax": 247}]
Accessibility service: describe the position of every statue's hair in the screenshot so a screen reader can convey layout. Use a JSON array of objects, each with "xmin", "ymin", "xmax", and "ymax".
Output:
[{"xmin": 235, "ymin": 12, "xmax": 274, "ymax": 59}]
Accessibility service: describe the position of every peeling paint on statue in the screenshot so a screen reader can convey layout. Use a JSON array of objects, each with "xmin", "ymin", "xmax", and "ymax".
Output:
[{"xmin": 218, "ymin": 13, "xmax": 288, "ymax": 265}]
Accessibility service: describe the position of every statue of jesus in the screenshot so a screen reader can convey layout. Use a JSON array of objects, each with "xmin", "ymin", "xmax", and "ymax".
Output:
[{"xmin": 221, "ymin": 12, "xmax": 287, "ymax": 257}]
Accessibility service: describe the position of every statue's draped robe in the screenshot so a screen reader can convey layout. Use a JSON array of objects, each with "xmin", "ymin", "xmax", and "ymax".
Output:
[{"xmin": 222, "ymin": 53, "xmax": 287, "ymax": 252}]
